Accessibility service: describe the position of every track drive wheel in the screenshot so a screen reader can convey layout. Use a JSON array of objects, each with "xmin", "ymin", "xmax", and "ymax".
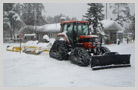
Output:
[
  {"xmin": 49, "ymin": 40, "xmax": 69, "ymax": 60},
  {"xmin": 69, "ymin": 47, "xmax": 90, "ymax": 66},
  {"xmin": 96, "ymin": 46, "xmax": 111, "ymax": 55}
]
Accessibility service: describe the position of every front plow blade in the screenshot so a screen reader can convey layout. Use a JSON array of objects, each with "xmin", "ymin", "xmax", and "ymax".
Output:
[{"xmin": 91, "ymin": 52, "xmax": 131, "ymax": 70}]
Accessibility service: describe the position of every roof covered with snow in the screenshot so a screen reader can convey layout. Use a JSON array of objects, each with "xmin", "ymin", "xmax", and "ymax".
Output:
[
  {"xmin": 101, "ymin": 20, "xmax": 123, "ymax": 31},
  {"xmin": 19, "ymin": 20, "xmax": 123, "ymax": 34},
  {"xmin": 24, "ymin": 33, "xmax": 36, "ymax": 36},
  {"xmin": 19, "ymin": 23, "xmax": 61, "ymax": 33},
  {"xmin": 37, "ymin": 23, "xmax": 61, "ymax": 32}
]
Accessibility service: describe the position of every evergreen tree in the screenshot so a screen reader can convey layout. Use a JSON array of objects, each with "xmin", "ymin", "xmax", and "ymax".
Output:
[
  {"xmin": 3, "ymin": 3, "xmax": 24, "ymax": 40},
  {"xmin": 71, "ymin": 17, "xmax": 77, "ymax": 20},
  {"xmin": 131, "ymin": 14, "xmax": 135, "ymax": 40},
  {"xmin": 110, "ymin": 3, "xmax": 131, "ymax": 26},
  {"xmin": 46, "ymin": 16, "xmax": 54, "ymax": 24},
  {"xmin": 124, "ymin": 14, "xmax": 135, "ymax": 40},
  {"xmin": 3, "ymin": 3, "xmax": 15, "ymax": 11},
  {"xmin": 81, "ymin": 18, "xmax": 86, "ymax": 21},
  {"xmin": 84, "ymin": 3, "xmax": 104, "ymax": 34},
  {"xmin": 12, "ymin": 3, "xmax": 25, "ymax": 17},
  {"xmin": 46, "ymin": 14, "xmax": 73, "ymax": 23},
  {"xmin": 22, "ymin": 3, "xmax": 46, "ymax": 25},
  {"xmin": 3, "ymin": 3, "xmax": 46, "ymax": 41},
  {"xmin": 53, "ymin": 14, "xmax": 64, "ymax": 23},
  {"xmin": 66, "ymin": 16, "xmax": 71, "ymax": 21}
]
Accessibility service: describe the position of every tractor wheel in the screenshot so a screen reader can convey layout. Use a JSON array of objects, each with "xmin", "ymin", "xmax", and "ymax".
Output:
[
  {"xmin": 69, "ymin": 47, "xmax": 90, "ymax": 66},
  {"xmin": 49, "ymin": 40, "xmax": 69, "ymax": 60}
]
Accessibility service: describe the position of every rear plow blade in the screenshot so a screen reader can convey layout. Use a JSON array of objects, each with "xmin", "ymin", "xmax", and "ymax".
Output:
[{"xmin": 91, "ymin": 52, "xmax": 131, "ymax": 70}]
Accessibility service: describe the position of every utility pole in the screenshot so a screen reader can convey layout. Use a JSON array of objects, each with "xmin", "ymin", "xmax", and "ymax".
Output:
[
  {"xmin": 106, "ymin": 3, "xmax": 107, "ymax": 19},
  {"xmin": 118, "ymin": 4, "xmax": 120, "ymax": 20},
  {"xmin": 19, "ymin": 34, "xmax": 23, "ymax": 54}
]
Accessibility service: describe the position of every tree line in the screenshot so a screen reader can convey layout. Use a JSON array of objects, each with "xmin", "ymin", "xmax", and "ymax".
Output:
[
  {"xmin": 3, "ymin": 3, "xmax": 77, "ymax": 41},
  {"xmin": 84, "ymin": 3, "xmax": 135, "ymax": 37},
  {"xmin": 3, "ymin": 3, "xmax": 135, "ymax": 42},
  {"xmin": 3, "ymin": 3, "xmax": 46, "ymax": 41},
  {"xmin": 46, "ymin": 14, "xmax": 77, "ymax": 24}
]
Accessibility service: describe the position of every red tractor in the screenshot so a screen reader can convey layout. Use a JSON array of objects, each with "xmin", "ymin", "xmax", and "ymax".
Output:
[{"xmin": 49, "ymin": 21, "xmax": 131, "ymax": 70}]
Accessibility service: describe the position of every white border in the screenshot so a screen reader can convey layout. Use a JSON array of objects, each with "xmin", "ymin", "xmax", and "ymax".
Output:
[{"xmin": 0, "ymin": 0, "xmax": 137, "ymax": 90}]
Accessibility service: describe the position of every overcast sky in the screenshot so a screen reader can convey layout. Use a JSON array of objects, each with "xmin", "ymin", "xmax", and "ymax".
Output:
[{"xmin": 43, "ymin": 3, "xmax": 135, "ymax": 20}]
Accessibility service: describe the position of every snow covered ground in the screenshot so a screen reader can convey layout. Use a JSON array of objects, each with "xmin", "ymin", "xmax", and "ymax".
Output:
[{"xmin": 3, "ymin": 42, "xmax": 135, "ymax": 87}]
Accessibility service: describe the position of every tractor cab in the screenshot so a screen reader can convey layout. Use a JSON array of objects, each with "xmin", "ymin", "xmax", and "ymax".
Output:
[
  {"xmin": 61, "ymin": 21, "xmax": 89, "ymax": 35},
  {"xmin": 60, "ymin": 21, "xmax": 90, "ymax": 47},
  {"xmin": 59, "ymin": 21, "xmax": 101, "ymax": 48}
]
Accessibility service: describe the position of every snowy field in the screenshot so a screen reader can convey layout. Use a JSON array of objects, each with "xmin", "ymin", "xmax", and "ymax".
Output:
[{"xmin": 3, "ymin": 42, "xmax": 135, "ymax": 87}]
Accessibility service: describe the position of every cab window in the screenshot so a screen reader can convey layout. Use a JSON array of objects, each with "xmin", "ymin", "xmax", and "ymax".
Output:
[
  {"xmin": 63, "ymin": 24, "xmax": 67, "ymax": 32},
  {"xmin": 67, "ymin": 23, "xmax": 73, "ymax": 34},
  {"xmin": 63, "ymin": 23, "xmax": 73, "ymax": 34},
  {"xmin": 77, "ymin": 23, "xmax": 89, "ymax": 35},
  {"xmin": 82, "ymin": 24, "xmax": 88, "ymax": 35}
]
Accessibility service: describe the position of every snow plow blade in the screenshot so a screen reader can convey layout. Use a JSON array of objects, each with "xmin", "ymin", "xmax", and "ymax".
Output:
[{"xmin": 91, "ymin": 52, "xmax": 131, "ymax": 70}]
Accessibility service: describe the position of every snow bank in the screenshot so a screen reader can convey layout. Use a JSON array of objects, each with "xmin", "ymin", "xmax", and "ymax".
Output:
[
  {"xmin": 6, "ymin": 46, "xmax": 14, "ymax": 50},
  {"xmin": 49, "ymin": 38, "xmax": 55, "ymax": 44},
  {"xmin": 24, "ymin": 40, "xmax": 38, "ymax": 46},
  {"xmin": 22, "ymin": 40, "xmax": 52, "ymax": 52},
  {"xmin": 3, "ymin": 42, "xmax": 135, "ymax": 87},
  {"xmin": 43, "ymin": 35, "xmax": 50, "ymax": 41}
]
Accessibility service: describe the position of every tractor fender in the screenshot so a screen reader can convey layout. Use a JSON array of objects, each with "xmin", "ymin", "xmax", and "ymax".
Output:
[{"xmin": 57, "ymin": 31, "xmax": 70, "ymax": 44}]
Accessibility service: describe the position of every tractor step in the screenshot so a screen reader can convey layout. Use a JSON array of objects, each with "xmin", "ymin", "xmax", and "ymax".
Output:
[{"xmin": 91, "ymin": 52, "xmax": 131, "ymax": 70}]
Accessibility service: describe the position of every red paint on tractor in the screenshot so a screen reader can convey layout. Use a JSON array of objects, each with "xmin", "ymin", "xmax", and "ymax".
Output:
[
  {"xmin": 61, "ymin": 20, "xmax": 89, "ymax": 24},
  {"xmin": 57, "ymin": 34, "xmax": 70, "ymax": 44}
]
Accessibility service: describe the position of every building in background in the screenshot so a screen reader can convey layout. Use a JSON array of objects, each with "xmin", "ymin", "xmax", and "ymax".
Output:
[
  {"xmin": 101, "ymin": 20, "xmax": 123, "ymax": 44},
  {"xmin": 19, "ymin": 19, "xmax": 124, "ymax": 44},
  {"xmin": 19, "ymin": 23, "xmax": 61, "ymax": 42}
]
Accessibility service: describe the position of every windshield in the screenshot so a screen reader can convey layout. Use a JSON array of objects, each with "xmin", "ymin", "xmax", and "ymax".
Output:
[
  {"xmin": 62, "ymin": 23, "xmax": 89, "ymax": 35},
  {"xmin": 74, "ymin": 23, "xmax": 89, "ymax": 35},
  {"xmin": 63, "ymin": 23, "xmax": 73, "ymax": 32}
]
